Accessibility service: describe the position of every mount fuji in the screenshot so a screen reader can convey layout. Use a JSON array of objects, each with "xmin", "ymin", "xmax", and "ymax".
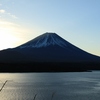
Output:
[
  {"xmin": 0, "ymin": 32, "xmax": 100, "ymax": 63},
  {"xmin": 0, "ymin": 32, "xmax": 100, "ymax": 72}
]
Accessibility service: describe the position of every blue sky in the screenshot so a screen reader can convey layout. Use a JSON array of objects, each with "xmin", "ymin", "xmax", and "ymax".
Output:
[{"xmin": 0, "ymin": 0, "xmax": 100, "ymax": 56}]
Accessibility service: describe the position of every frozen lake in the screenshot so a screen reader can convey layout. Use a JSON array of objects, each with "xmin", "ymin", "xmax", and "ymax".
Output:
[{"xmin": 0, "ymin": 71, "xmax": 100, "ymax": 100}]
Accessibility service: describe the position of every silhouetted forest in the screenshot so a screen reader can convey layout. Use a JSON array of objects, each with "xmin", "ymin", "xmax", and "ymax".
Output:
[{"xmin": 0, "ymin": 62, "xmax": 100, "ymax": 72}]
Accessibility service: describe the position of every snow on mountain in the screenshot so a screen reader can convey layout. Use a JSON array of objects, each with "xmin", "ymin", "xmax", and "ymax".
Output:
[
  {"xmin": 18, "ymin": 32, "xmax": 90, "ymax": 56},
  {"xmin": 0, "ymin": 32, "xmax": 100, "ymax": 63},
  {"xmin": 18, "ymin": 32, "xmax": 72, "ymax": 49},
  {"xmin": 13, "ymin": 32, "xmax": 100, "ymax": 62}
]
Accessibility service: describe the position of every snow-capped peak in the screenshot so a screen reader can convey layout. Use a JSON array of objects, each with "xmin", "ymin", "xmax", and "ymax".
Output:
[{"xmin": 18, "ymin": 32, "xmax": 70, "ymax": 48}]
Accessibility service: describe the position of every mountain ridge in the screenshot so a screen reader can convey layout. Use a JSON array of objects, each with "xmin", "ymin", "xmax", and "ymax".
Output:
[
  {"xmin": 18, "ymin": 32, "xmax": 70, "ymax": 49},
  {"xmin": 0, "ymin": 32, "xmax": 100, "ymax": 63},
  {"xmin": 17, "ymin": 32, "xmax": 98, "ymax": 56},
  {"xmin": 0, "ymin": 32, "xmax": 100, "ymax": 72}
]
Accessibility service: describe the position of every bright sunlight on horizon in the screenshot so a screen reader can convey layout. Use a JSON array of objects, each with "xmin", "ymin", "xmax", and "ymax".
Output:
[{"xmin": 0, "ymin": 0, "xmax": 100, "ymax": 56}]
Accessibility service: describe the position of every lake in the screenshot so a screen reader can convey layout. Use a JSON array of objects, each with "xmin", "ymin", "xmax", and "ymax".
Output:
[{"xmin": 0, "ymin": 71, "xmax": 100, "ymax": 100}]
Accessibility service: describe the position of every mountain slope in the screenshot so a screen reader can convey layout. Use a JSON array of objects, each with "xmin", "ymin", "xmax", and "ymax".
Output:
[
  {"xmin": 15, "ymin": 32, "xmax": 100, "ymax": 62},
  {"xmin": 18, "ymin": 32, "xmax": 73, "ymax": 48},
  {"xmin": 0, "ymin": 32, "xmax": 100, "ymax": 63}
]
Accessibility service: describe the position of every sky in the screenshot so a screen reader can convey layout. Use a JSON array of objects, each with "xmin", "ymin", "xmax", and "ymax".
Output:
[{"xmin": 0, "ymin": 0, "xmax": 100, "ymax": 56}]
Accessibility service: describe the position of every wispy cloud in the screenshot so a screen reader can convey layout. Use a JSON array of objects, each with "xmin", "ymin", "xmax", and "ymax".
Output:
[
  {"xmin": 0, "ymin": 9, "xmax": 18, "ymax": 19},
  {"xmin": 7, "ymin": 13, "xmax": 18, "ymax": 19},
  {"xmin": 11, "ymin": 14, "xmax": 17, "ymax": 19},
  {"xmin": 0, "ymin": 9, "xmax": 5, "ymax": 13}
]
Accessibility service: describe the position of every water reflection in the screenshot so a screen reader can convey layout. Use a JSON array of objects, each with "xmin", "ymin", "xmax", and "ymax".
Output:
[{"xmin": 0, "ymin": 72, "xmax": 100, "ymax": 100}]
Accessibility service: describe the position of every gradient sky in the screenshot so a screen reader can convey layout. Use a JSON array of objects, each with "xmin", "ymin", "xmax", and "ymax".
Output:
[{"xmin": 0, "ymin": 0, "xmax": 100, "ymax": 56}]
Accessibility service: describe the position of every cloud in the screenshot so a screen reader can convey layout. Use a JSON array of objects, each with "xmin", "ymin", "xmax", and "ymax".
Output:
[
  {"xmin": 0, "ymin": 9, "xmax": 5, "ymax": 13},
  {"xmin": 7, "ymin": 13, "xmax": 18, "ymax": 19},
  {"xmin": 0, "ymin": 9, "xmax": 18, "ymax": 19},
  {"xmin": 11, "ymin": 15, "xmax": 18, "ymax": 19}
]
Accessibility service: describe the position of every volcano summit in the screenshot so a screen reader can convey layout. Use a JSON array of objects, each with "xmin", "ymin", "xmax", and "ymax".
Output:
[{"xmin": 19, "ymin": 32, "xmax": 71, "ymax": 48}]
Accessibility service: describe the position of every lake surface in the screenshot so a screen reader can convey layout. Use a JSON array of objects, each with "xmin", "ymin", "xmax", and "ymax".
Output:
[{"xmin": 0, "ymin": 71, "xmax": 100, "ymax": 100}]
